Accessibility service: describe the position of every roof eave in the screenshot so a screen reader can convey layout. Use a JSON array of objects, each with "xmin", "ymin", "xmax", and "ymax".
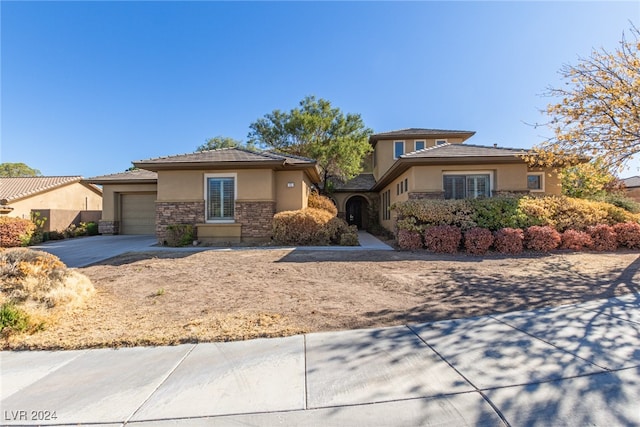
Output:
[
  {"xmin": 132, "ymin": 160, "xmax": 286, "ymax": 171},
  {"xmin": 369, "ymin": 131, "xmax": 476, "ymax": 146}
]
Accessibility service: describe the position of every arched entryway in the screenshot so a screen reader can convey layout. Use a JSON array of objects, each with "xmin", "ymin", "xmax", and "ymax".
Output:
[{"xmin": 345, "ymin": 196, "xmax": 369, "ymax": 229}]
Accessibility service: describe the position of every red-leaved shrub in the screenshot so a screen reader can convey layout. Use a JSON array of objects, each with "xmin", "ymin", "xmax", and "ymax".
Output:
[
  {"xmin": 613, "ymin": 222, "xmax": 640, "ymax": 249},
  {"xmin": 464, "ymin": 227, "xmax": 494, "ymax": 255},
  {"xmin": 587, "ymin": 224, "xmax": 617, "ymax": 252},
  {"xmin": 525, "ymin": 226, "xmax": 561, "ymax": 252},
  {"xmin": 493, "ymin": 228, "xmax": 524, "ymax": 254},
  {"xmin": 560, "ymin": 229, "xmax": 593, "ymax": 251},
  {"xmin": 423, "ymin": 225, "xmax": 462, "ymax": 254},
  {"xmin": 397, "ymin": 229, "xmax": 423, "ymax": 250},
  {"xmin": 0, "ymin": 217, "xmax": 36, "ymax": 248}
]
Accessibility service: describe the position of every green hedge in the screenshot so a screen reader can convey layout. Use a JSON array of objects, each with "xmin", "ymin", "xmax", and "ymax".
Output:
[{"xmin": 393, "ymin": 195, "xmax": 639, "ymax": 233}]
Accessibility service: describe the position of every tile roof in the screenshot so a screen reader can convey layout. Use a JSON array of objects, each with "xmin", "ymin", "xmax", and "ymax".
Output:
[
  {"xmin": 622, "ymin": 176, "xmax": 640, "ymax": 188},
  {"xmin": 133, "ymin": 147, "xmax": 316, "ymax": 167},
  {"xmin": 402, "ymin": 143, "xmax": 529, "ymax": 158},
  {"xmin": 85, "ymin": 169, "xmax": 158, "ymax": 184},
  {"xmin": 331, "ymin": 173, "xmax": 376, "ymax": 191},
  {"xmin": 0, "ymin": 176, "xmax": 93, "ymax": 203},
  {"xmin": 370, "ymin": 128, "xmax": 475, "ymax": 142}
]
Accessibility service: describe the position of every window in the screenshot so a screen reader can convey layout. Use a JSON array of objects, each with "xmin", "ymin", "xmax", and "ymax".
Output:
[
  {"xmin": 394, "ymin": 141, "xmax": 404, "ymax": 159},
  {"xmin": 527, "ymin": 173, "xmax": 544, "ymax": 192},
  {"xmin": 443, "ymin": 174, "xmax": 491, "ymax": 199},
  {"xmin": 404, "ymin": 178, "xmax": 408, "ymax": 192},
  {"xmin": 205, "ymin": 174, "xmax": 236, "ymax": 221},
  {"xmin": 397, "ymin": 183, "xmax": 400, "ymax": 195},
  {"xmin": 382, "ymin": 190, "xmax": 391, "ymax": 220},
  {"xmin": 415, "ymin": 141, "xmax": 425, "ymax": 151},
  {"xmin": 436, "ymin": 139, "xmax": 447, "ymax": 145}
]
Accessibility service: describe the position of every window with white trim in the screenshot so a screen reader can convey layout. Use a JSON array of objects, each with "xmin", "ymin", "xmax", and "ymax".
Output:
[
  {"xmin": 394, "ymin": 141, "xmax": 404, "ymax": 159},
  {"xmin": 443, "ymin": 173, "xmax": 491, "ymax": 199},
  {"xmin": 527, "ymin": 173, "xmax": 544, "ymax": 192},
  {"xmin": 415, "ymin": 141, "xmax": 425, "ymax": 151},
  {"xmin": 205, "ymin": 174, "xmax": 236, "ymax": 221},
  {"xmin": 436, "ymin": 139, "xmax": 447, "ymax": 145}
]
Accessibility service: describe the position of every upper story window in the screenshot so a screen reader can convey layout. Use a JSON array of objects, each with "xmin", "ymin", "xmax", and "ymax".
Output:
[
  {"xmin": 394, "ymin": 141, "xmax": 404, "ymax": 159},
  {"xmin": 205, "ymin": 173, "xmax": 236, "ymax": 221},
  {"xmin": 436, "ymin": 139, "xmax": 447, "ymax": 145},
  {"xmin": 415, "ymin": 141, "xmax": 425, "ymax": 151},
  {"xmin": 527, "ymin": 173, "xmax": 544, "ymax": 192}
]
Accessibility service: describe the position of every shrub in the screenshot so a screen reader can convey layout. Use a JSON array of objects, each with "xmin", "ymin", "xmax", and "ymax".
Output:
[
  {"xmin": 525, "ymin": 226, "xmax": 561, "ymax": 252},
  {"xmin": 308, "ymin": 192, "xmax": 338, "ymax": 217},
  {"xmin": 44, "ymin": 230, "xmax": 65, "ymax": 241},
  {"xmin": 85, "ymin": 222, "xmax": 99, "ymax": 236},
  {"xmin": 339, "ymin": 226, "xmax": 360, "ymax": 246},
  {"xmin": 0, "ymin": 217, "xmax": 36, "ymax": 248},
  {"xmin": 0, "ymin": 249, "xmax": 94, "ymax": 335},
  {"xmin": 470, "ymin": 197, "xmax": 529, "ymax": 231},
  {"xmin": 494, "ymin": 228, "xmax": 524, "ymax": 254},
  {"xmin": 397, "ymin": 229, "xmax": 423, "ymax": 250},
  {"xmin": 423, "ymin": 225, "xmax": 462, "ymax": 254},
  {"xmin": 0, "ymin": 303, "xmax": 30, "ymax": 334},
  {"xmin": 165, "ymin": 224, "xmax": 195, "ymax": 247},
  {"xmin": 613, "ymin": 222, "xmax": 640, "ymax": 249},
  {"xmin": 464, "ymin": 227, "xmax": 494, "ymax": 255},
  {"xmin": 599, "ymin": 193, "xmax": 640, "ymax": 213},
  {"xmin": 393, "ymin": 199, "xmax": 476, "ymax": 231},
  {"xmin": 272, "ymin": 208, "xmax": 334, "ymax": 245},
  {"xmin": 560, "ymin": 229, "xmax": 593, "ymax": 251},
  {"xmin": 587, "ymin": 224, "xmax": 618, "ymax": 252}
]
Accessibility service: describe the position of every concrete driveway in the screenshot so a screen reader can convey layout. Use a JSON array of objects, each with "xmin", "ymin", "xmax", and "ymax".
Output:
[
  {"xmin": 28, "ymin": 232, "xmax": 393, "ymax": 268},
  {"xmin": 1, "ymin": 294, "xmax": 639, "ymax": 426},
  {"xmin": 30, "ymin": 235, "xmax": 158, "ymax": 267}
]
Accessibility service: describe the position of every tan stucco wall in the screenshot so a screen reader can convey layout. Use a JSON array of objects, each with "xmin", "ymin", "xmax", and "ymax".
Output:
[
  {"xmin": 6, "ymin": 183, "xmax": 102, "ymax": 220},
  {"xmin": 157, "ymin": 169, "xmax": 276, "ymax": 202},
  {"xmin": 101, "ymin": 183, "xmax": 158, "ymax": 221},
  {"xmin": 275, "ymin": 170, "xmax": 311, "ymax": 212},
  {"xmin": 379, "ymin": 170, "xmax": 412, "ymax": 230},
  {"xmin": 409, "ymin": 163, "xmax": 530, "ymax": 193},
  {"xmin": 373, "ymin": 138, "xmax": 465, "ymax": 181},
  {"xmin": 529, "ymin": 167, "xmax": 562, "ymax": 195}
]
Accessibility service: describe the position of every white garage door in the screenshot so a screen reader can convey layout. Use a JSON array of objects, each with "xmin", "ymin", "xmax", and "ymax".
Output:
[{"xmin": 121, "ymin": 193, "xmax": 156, "ymax": 235}]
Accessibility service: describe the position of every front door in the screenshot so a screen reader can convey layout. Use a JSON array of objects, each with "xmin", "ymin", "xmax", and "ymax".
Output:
[{"xmin": 346, "ymin": 197, "xmax": 364, "ymax": 229}]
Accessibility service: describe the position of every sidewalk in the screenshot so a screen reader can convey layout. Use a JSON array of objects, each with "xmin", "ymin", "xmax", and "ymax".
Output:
[{"xmin": 1, "ymin": 293, "xmax": 638, "ymax": 426}]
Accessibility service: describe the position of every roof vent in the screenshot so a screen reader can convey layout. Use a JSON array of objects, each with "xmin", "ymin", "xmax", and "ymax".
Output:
[{"xmin": 493, "ymin": 143, "xmax": 498, "ymax": 148}]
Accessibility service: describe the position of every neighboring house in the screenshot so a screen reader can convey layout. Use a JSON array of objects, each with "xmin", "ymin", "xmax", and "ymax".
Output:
[
  {"xmin": 88, "ymin": 128, "xmax": 561, "ymax": 242},
  {"xmin": 0, "ymin": 176, "xmax": 103, "ymax": 231},
  {"xmin": 87, "ymin": 150, "xmax": 320, "ymax": 243},
  {"xmin": 622, "ymin": 176, "xmax": 640, "ymax": 202}
]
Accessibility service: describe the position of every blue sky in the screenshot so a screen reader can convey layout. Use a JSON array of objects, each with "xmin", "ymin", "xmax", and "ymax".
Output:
[{"xmin": 2, "ymin": 1, "xmax": 638, "ymax": 178}]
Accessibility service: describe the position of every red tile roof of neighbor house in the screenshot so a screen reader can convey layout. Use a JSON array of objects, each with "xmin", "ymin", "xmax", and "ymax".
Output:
[
  {"xmin": 623, "ymin": 176, "xmax": 640, "ymax": 188},
  {"xmin": 0, "ymin": 176, "xmax": 101, "ymax": 204}
]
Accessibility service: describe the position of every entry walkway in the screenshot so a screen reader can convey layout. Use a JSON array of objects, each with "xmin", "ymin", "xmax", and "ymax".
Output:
[{"xmin": 1, "ymin": 294, "xmax": 639, "ymax": 426}]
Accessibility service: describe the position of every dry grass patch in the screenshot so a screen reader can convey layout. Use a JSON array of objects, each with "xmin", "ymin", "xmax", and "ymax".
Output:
[{"xmin": 0, "ymin": 248, "xmax": 94, "ymax": 337}]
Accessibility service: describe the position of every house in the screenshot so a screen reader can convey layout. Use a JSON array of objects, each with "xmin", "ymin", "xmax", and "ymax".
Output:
[
  {"xmin": 87, "ymin": 128, "xmax": 560, "ymax": 242},
  {"xmin": 0, "ymin": 176, "xmax": 103, "ymax": 231},
  {"xmin": 622, "ymin": 176, "xmax": 640, "ymax": 202},
  {"xmin": 331, "ymin": 128, "xmax": 560, "ymax": 231},
  {"xmin": 87, "ymin": 150, "xmax": 320, "ymax": 243}
]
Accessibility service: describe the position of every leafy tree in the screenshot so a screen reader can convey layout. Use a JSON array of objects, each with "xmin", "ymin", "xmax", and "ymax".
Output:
[
  {"xmin": 248, "ymin": 96, "xmax": 373, "ymax": 188},
  {"xmin": 0, "ymin": 162, "xmax": 42, "ymax": 177},
  {"xmin": 560, "ymin": 159, "xmax": 621, "ymax": 199},
  {"xmin": 527, "ymin": 25, "xmax": 640, "ymax": 172},
  {"xmin": 195, "ymin": 136, "xmax": 257, "ymax": 152}
]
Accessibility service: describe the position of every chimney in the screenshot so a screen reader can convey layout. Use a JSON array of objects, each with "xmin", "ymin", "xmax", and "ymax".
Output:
[{"xmin": 493, "ymin": 143, "xmax": 498, "ymax": 148}]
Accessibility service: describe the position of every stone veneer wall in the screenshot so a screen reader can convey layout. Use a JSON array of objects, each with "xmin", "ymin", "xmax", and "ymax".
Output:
[
  {"xmin": 156, "ymin": 201, "xmax": 205, "ymax": 242},
  {"xmin": 408, "ymin": 191, "xmax": 445, "ymax": 200},
  {"xmin": 98, "ymin": 220, "xmax": 119, "ymax": 235},
  {"xmin": 236, "ymin": 201, "xmax": 276, "ymax": 239}
]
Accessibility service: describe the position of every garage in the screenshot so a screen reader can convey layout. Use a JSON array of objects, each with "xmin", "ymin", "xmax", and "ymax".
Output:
[{"xmin": 120, "ymin": 193, "xmax": 156, "ymax": 235}]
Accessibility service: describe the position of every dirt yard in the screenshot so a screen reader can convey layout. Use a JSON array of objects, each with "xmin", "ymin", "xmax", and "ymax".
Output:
[{"xmin": 3, "ymin": 249, "xmax": 639, "ymax": 350}]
